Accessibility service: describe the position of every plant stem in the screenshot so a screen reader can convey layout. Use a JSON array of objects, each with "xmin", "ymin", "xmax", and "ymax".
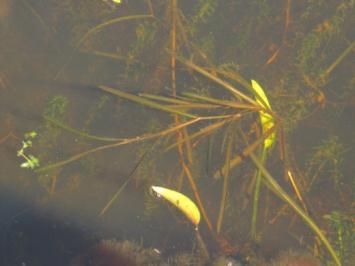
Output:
[
  {"xmin": 249, "ymin": 152, "xmax": 341, "ymax": 266},
  {"xmin": 216, "ymin": 135, "xmax": 233, "ymax": 235},
  {"xmin": 176, "ymin": 57, "xmax": 259, "ymax": 106},
  {"xmin": 251, "ymin": 147, "xmax": 267, "ymax": 241},
  {"xmin": 99, "ymin": 85, "xmax": 197, "ymax": 118},
  {"xmin": 324, "ymin": 40, "xmax": 355, "ymax": 77}
]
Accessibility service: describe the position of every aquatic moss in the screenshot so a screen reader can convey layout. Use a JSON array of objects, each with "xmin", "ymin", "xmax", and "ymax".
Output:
[
  {"xmin": 296, "ymin": 0, "xmax": 353, "ymax": 79},
  {"xmin": 190, "ymin": 0, "xmax": 218, "ymax": 27},
  {"xmin": 324, "ymin": 211, "xmax": 354, "ymax": 265},
  {"xmin": 36, "ymin": 95, "xmax": 69, "ymax": 191},
  {"xmin": 306, "ymin": 136, "xmax": 345, "ymax": 190}
]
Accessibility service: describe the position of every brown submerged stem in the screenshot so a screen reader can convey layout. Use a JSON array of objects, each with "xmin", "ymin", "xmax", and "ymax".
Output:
[
  {"xmin": 323, "ymin": 40, "xmax": 355, "ymax": 77},
  {"xmin": 36, "ymin": 117, "xmax": 201, "ymax": 173}
]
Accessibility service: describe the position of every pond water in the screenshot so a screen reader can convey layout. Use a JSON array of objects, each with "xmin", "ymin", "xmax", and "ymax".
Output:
[{"xmin": 0, "ymin": 1, "xmax": 354, "ymax": 265}]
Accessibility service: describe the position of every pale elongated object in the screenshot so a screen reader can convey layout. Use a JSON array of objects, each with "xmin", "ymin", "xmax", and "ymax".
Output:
[{"xmin": 151, "ymin": 185, "xmax": 200, "ymax": 226}]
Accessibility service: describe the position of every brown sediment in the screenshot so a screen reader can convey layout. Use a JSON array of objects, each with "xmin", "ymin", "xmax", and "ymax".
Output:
[
  {"xmin": 268, "ymin": 250, "xmax": 321, "ymax": 266},
  {"xmin": 0, "ymin": 0, "xmax": 11, "ymax": 22},
  {"xmin": 70, "ymin": 239, "xmax": 161, "ymax": 266}
]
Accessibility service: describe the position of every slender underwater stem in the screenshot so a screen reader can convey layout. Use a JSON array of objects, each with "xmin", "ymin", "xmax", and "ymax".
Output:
[
  {"xmin": 323, "ymin": 40, "xmax": 355, "ymax": 77},
  {"xmin": 35, "ymin": 117, "xmax": 201, "ymax": 173},
  {"xmin": 249, "ymin": 152, "xmax": 341, "ymax": 266},
  {"xmin": 251, "ymin": 147, "xmax": 267, "ymax": 241},
  {"xmin": 216, "ymin": 134, "xmax": 233, "ymax": 235},
  {"xmin": 195, "ymin": 228, "xmax": 210, "ymax": 262}
]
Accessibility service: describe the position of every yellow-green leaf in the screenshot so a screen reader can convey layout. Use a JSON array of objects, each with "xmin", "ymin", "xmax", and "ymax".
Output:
[
  {"xmin": 251, "ymin": 80, "xmax": 275, "ymax": 150},
  {"xmin": 151, "ymin": 185, "xmax": 201, "ymax": 226}
]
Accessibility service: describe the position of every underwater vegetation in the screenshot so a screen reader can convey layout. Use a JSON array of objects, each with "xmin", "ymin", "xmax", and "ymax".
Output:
[
  {"xmin": 324, "ymin": 211, "xmax": 354, "ymax": 266},
  {"xmin": 1, "ymin": 0, "xmax": 354, "ymax": 265},
  {"xmin": 70, "ymin": 239, "xmax": 162, "ymax": 266},
  {"xmin": 70, "ymin": 238, "xmax": 246, "ymax": 266}
]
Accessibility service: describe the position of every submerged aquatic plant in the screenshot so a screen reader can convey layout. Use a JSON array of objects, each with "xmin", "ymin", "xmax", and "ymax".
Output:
[
  {"xmin": 17, "ymin": 131, "xmax": 40, "ymax": 169},
  {"xmin": 324, "ymin": 211, "xmax": 354, "ymax": 265},
  {"xmin": 12, "ymin": 1, "xmax": 353, "ymax": 265},
  {"xmin": 249, "ymin": 79, "xmax": 276, "ymax": 241},
  {"xmin": 306, "ymin": 135, "xmax": 345, "ymax": 190},
  {"xmin": 70, "ymin": 239, "xmax": 161, "ymax": 266},
  {"xmin": 151, "ymin": 185, "xmax": 209, "ymax": 261}
]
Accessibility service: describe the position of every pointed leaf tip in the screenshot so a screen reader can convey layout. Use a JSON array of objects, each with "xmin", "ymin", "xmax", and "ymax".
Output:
[
  {"xmin": 251, "ymin": 79, "xmax": 276, "ymax": 150},
  {"xmin": 151, "ymin": 185, "xmax": 201, "ymax": 226}
]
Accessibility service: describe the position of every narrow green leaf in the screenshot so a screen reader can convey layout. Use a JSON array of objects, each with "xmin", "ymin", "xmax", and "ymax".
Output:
[{"xmin": 99, "ymin": 85, "xmax": 197, "ymax": 118}]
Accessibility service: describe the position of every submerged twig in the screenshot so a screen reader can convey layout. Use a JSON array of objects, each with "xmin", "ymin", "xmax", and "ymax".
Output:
[
  {"xmin": 44, "ymin": 115, "xmax": 123, "ymax": 142},
  {"xmin": 182, "ymin": 162, "xmax": 214, "ymax": 235},
  {"xmin": 177, "ymin": 57, "xmax": 259, "ymax": 106},
  {"xmin": 76, "ymin": 14, "xmax": 155, "ymax": 50},
  {"xmin": 286, "ymin": 169, "xmax": 308, "ymax": 213},
  {"xmin": 36, "ymin": 117, "xmax": 201, "ymax": 173},
  {"xmin": 216, "ymin": 133, "xmax": 233, "ymax": 235},
  {"xmin": 251, "ymin": 147, "xmax": 267, "ymax": 241},
  {"xmin": 99, "ymin": 143, "xmax": 155, "ymax": 216},
  {"xmin": 21, "ymin": 0, "xmax": 51, "ymax": 34},
  {"xmin": 99, "ymin": 85, "xmax": 197, "ymax": 118},
  {"xmin": 78, "ymin": 49, "xmax": 131, "ymax": 62},
  {"xmin": 166, "ymin": 113, "xmax": 243, "ymax": 151},
  {"xmin": 55, "ymin": 13, "xmax": 155, "ymax": 79},
  {"xmin": 214, "ymin": 125, "xmax": 278, "ymax": 179},
  {"xmin": 323, "ymin": 40, "xmax": 355, "ymax": 77}
]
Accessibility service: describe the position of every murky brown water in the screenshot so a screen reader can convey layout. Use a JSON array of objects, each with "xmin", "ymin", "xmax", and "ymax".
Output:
[{"xmin": 0, "ymin": 1, "xmax": 353, "ymax": 265}]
